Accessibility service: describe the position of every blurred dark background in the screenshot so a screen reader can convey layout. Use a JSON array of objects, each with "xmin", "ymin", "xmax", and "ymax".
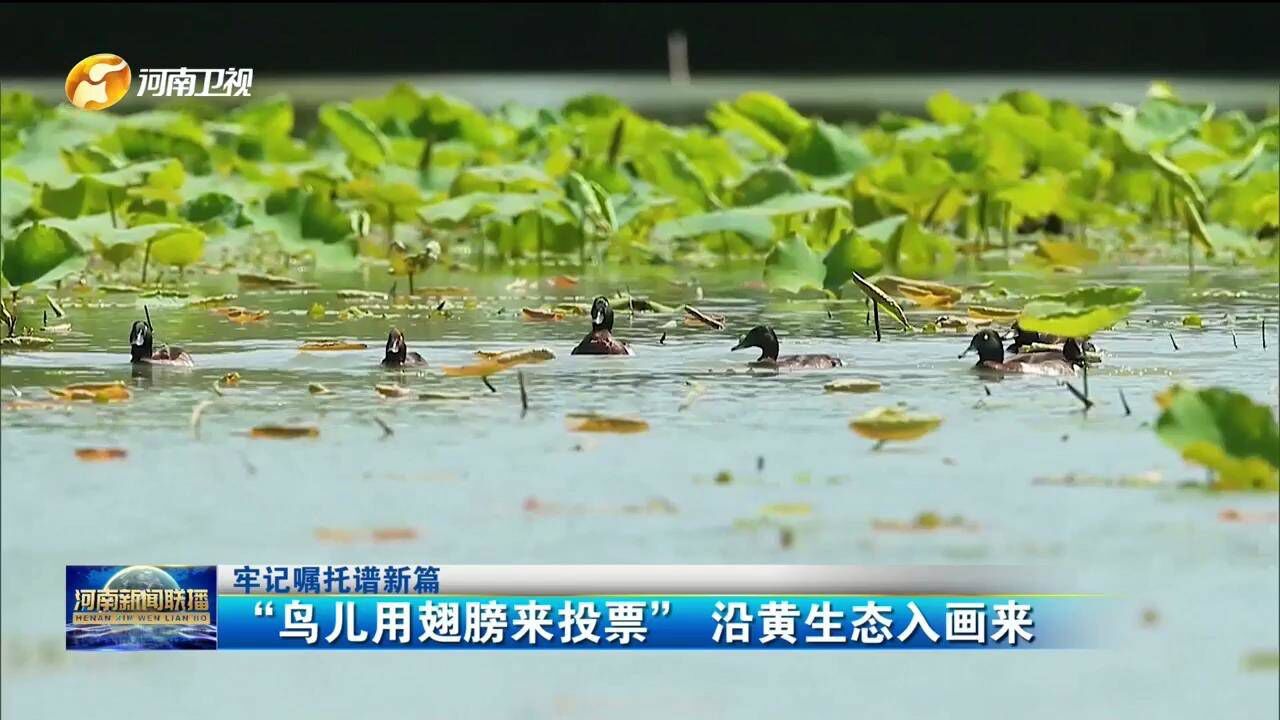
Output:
[{"xmin": 5, "ymin": 2, "xmax": 1279, "ymax": 76}]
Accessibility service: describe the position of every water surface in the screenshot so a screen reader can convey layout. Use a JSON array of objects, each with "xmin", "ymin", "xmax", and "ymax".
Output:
[{"xmin": 2, "ymin": 264, "xmax": 1277, "ymax": 718}]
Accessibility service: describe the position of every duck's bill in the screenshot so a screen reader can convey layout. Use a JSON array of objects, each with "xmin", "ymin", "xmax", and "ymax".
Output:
[
  {"xmin": 731, "ymin": 340, "xmax": 747, "ymax": 351},
  {"xmin": 957, "ymin": 341, "xmax": 976, "ymax": 359}
]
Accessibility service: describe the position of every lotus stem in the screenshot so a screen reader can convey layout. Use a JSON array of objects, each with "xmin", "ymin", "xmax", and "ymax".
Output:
[
  {"xmin": 536, "ymin": 215, "xmax": 544, "ymax": 277},
  {"xmin": 607, "ymin": 118, "xmax": 625, "ymax": 167},
  {"xmin": 1001, "ymin": 202, "xmax": 1011, "ymax": 258},
  {"xmin": 141, "ymin": 239, "xmax": 153, "ymax": 284},
  {"xmin": 976, "ymin": 191, "xmax": 989, "ymax": 249},
  {"xmin": 873, "ymin": 301, "xmax": 882, "ymax": 342}
]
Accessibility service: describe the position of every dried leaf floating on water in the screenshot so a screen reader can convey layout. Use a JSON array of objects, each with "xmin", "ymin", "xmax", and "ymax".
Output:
[
  {"xmin": 224, "ymin": 308, "xmax": 271, "ymax": 324},
  {"xmin": 824, "ymin": 379, "xmax": 882, "ymax": 393},
  {"xmin": 850, "ymin": 407, "xmax": 943, "ymax": 442},
  {"xmin": 521, "ymin": 307, "xmax": 564, "ymax": 321},
  {"xmin": 187, "ymin": 293, "xmax": 238, "ymax": 307},
  {"xmin": 443, "ymin": 348, "xmax": 555, "ymax": 377},
  {"xmin": 299, "ymin": 340, "xmax": 368, "ymax": 351},
  {"xmin": 74, "ymin": 448, "xmax": 127, "ymax": 462},
  {"xmin": 1, "ymin": 335, "xmax": 55, "ymax": 349},
  {"xmin": 250, "ymin": 424, "xmax": 319, "ymax": 439},
  {"xmin": 967, "ymin": 304, "xmax": 1022, "ymax": 321},
  {"xmin": 220, "ymin": 372, "xmax": 241, "ymax": 386},
  {"xmin": 138, "ymin": 288, "xmax": 189, "ymax": 299},
  {"xmin": 546, "ymin": 274, "xmax": 579, "ymax": 288},
  {"xmin": 552, "ymin": 303, "xmax": 590, "ymax": 316},
  {"xmin": 99, "ymin": 284, "xmax": 143, "ymax": 294},
  {"xmin": 237, "ymin": 272, "xmax": 311, "ymax": 289},
  {"xmin": 898, "ymin": 284, "xmax": 955, "ymax": 308},
  {"xmin": 874, "ymin": 276, "xmax": 963, "ymax": 303},
  {"xmin": 374, "ymin": 383, "xmax": 414, "ymax": 398},
  {"xmin": 308, "ymin": 383, "xmax": 332, "ymax": 395},
  {"xmin": 48, "ymin": 382, "xmax": 131, "ymax": 402},
  {"xmin": 336, "ymin": 289, "xmax": 387, "ymax": 300},
  {"xmin": 566, "ymin": 413, "xmax": 650, "ymax": 434},
  {"xmin": 683, "ymin": 305, "xmax": 725, "ymax": 329}
]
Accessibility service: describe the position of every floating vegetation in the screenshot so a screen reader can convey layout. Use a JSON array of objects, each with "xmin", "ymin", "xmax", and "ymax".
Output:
[
  {"xmin": 850, "ymin": 407, "xmax": 943, "ymax": 443},
  {"xmin": 74, "ymin": 448, "xmax": 127, "ymax": 462},
  {"xmin": 48, "ymin": 382, "xmax": 130, "ymax": 402},
  {"xmin": 299, "ymin": 340, "xmax": 368, "ymax": 351},
  {"xmin": 824, "ymin": 378, "xmax": 882, "ymax": 393},
  {"xmin": 374, "ymin": 383, "xmax": 413, "ymax": 398},
  {"xmin": 443, "ymin": 348, "xmax": 554, "ymax": 377},
  {"xmin": 566, "ymin": 413, "xmax": 650, "ymax": 434},
  {"xmin": 249, "ymin": 424, "xmax": 320, "ymax": 439}
]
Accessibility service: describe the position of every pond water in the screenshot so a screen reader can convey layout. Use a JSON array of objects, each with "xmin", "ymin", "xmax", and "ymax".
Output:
[{"xmin": 2, "ymin": 263, "xmax": 1277, "ymax": 718}]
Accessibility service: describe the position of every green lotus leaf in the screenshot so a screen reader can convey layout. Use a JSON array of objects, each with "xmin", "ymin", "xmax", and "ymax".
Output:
[
  {"xmin": 731, "ymin": 92, "xmax": 809, "ymax": 146},
  {"xmin": 147, "ymin": 226, "xmax": 206, "ymax": 269},
  {"xmin": 786, "ymin": 121, "xmax": 873, "ymax": 177},
  {"xmin": 886, "ymin": 218, "xmax": 956, "ymax": 280},
  {"xmin": 2, "ymin": 222, "xmax": 86, "ymax": 287},
  {"xmin": 823, "ymin": 231, "xmax": 884, "ymax": 290},
  {"xmin": 1156, "ymin": 386, "xmax": 1279, "ymax": 492},
  {"xmin": 1018, "ymin": 286, "xmax": 1144, "ymax": 338},
  {"xmin": 763, "ymin": 234, "xmax": 826, "ymax": 294},
  {"xmin": 319, "ymin": 103, "xmax": 389, "ymax": 167}
]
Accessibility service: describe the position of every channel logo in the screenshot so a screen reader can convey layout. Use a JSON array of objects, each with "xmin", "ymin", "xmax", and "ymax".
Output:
[{"xmin": 65, "ymin": 53, "xmax": 131, "ymax": 110}]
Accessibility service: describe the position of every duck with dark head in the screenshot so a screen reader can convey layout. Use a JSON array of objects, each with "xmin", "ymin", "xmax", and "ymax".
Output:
[
  {"xmin": 961, "ymin": 329, "xmax": 1081, "ymax": 376},
  {"xmin": 571, "ymin": 297, "xmax": 633, "ymax": 356},
  {"xmin": 1006, "ymin": 320, "xmax": 1096, "ymax": 356},
  {"xmin": 381, "ymin": 327, "xmax": 427, "ymax": 368},
  {"xmin": 731, "ymin": 325, "xmax": 842, "ymax": 370},
  {"xmin": 129, "ymin": 310, "xmax": 193, "ymax": 367}
]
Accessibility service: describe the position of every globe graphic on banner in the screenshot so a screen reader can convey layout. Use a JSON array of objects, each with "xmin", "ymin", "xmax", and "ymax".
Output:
[
  {"xmin": 64, "ymin": 54, "xmax": 131, "ymax": 110},
  {"xmin": 104, "ymin": 566, "xmax": 182, "ymax": 592}
]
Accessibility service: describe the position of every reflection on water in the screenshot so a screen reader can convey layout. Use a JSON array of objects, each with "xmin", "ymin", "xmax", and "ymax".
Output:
[{"xmin": 2, "ymin": 265, "xmax": 1278, "ymax": 718}]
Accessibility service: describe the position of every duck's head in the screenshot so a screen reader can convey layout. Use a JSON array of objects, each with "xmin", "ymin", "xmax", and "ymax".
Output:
[
  {"xmin": 129, "ymin": 320, "xmax": 153, "ymax": 362},
  {"xmin": 960, "ymin": 329, "xmax": 1004, "ymax": 364},
  {"xmin": 590, "ymin": 296, "xmax": 614, "ymax": 332},
  {"xmin": 732, "ymin": 325, "xmax": 780, "ymax": 361},
  {"xmin": 384, "ymin": 327, "xmax": 408, "ymax": 363},
  {"xmin": 1062, "ymin": 337, "xmax": 1088, "ymax": 366}
]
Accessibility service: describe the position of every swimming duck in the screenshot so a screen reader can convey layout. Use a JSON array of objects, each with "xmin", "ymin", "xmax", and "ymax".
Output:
[
  {"xmin": 961, "ymin": 329, "xmax": 1079, "ymax": 376},
  {"xmin": 381, "ymin": 327, "xmax": 427, "ymax": 368},
  {"xmin": 571, "ymin": 297, "xmax": 633, "ymax": 356},
  {"xmin": 129, "ymin": 319, "xmax": 194, "ymax": 366},
  {"xmin": 731, "ymin": 325, "xmax": 842, "ymax": 370},
  {"xmin": 1006, "ymin": 321, "xmax": 1095, "ymax": 356}
]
